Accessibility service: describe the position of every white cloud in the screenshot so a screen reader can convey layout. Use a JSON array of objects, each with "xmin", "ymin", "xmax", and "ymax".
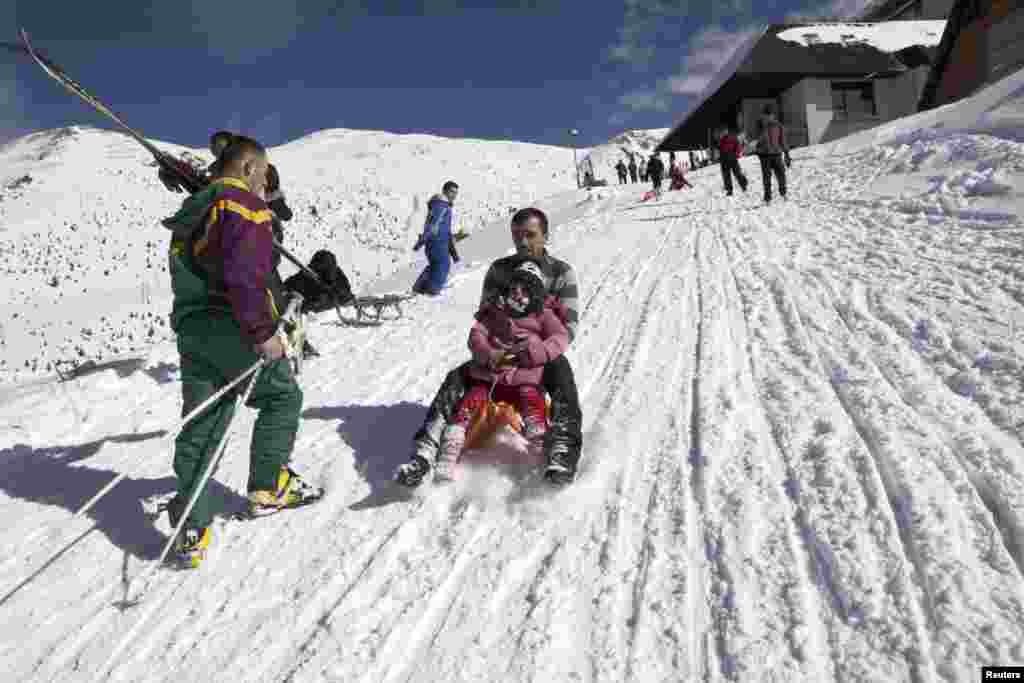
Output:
[
  {"xmin": 786, "ymin": 0, "xmax": 874, "ymax": 21},
  {"xmin": 608, "ymin": 111, "xmax": 630, "ymax": 126},
  {"xmin": 662, "ymin": 24, "xmax": 760, "ymax": 97},
  {"xmin": 606, "ymin": 0, "xmax": 694, "ymax": 66},
  {"xmin": 618, "ymin": 88, "xmax": 670, "ymax": 112},
  {"xmin": 145, "ymin": 0, "xmax": 308, "ymax": 63}
]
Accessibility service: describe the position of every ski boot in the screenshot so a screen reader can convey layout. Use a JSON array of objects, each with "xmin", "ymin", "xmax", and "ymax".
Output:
[
  {"xmin": 543, "ymin": 447, "xmax": 575, "ymax": 487},
  {"xmin": 395, "ymin": 454, "xmax": 431, "ymax": 488},
  {"xmin": 247, "ymin": 466, "xmax": 323, "ymax": 517},
  {"xmin": 163, "ymin": 497, "xmax": 211, "ymax": 568},
  {"xmin": 174, "ymin": 526, "xmax": 211, "ymax": 569},
  {"xmin": 523, "ymin": 419, "xmax": 546, "ymax": 461},
  {"xmin": 433, "ymin": 425, "xmax": 466, "ymax": 484}
]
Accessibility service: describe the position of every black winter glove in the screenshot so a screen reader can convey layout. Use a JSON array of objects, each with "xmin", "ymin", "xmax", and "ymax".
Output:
[{"xmin": 785, "ymin": 154, "xmax": 792, "ymax": 168}]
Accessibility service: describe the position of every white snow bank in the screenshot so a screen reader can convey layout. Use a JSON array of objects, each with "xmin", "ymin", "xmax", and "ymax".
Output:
[{"xmin": 777, "ymin": 20, "xmax": 946, "ymax": 52}]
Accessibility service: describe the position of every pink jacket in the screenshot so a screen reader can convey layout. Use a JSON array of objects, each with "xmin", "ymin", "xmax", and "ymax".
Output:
[{"xmin": 468, "ymin": 297, "xmax": 570, "ymax": 386}]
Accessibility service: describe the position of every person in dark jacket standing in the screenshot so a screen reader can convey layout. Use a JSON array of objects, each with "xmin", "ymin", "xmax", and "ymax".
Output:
[
  {"xmin": 396, "ymin": 207, "xmax": 583, "ymax": 488},
  {"xmin": 755, "ymin": 105, "xmax": 792, "ymax": 203},
  {"xmin": 627, "ymin": 158, "xmax": 638, "ymax": 183},
  {"xmin": 284, "ymin": 249, "xmax": 354, "ymax": 313},
  {"xmin": 412, "ymin": 181, "xmax": 461, "ymax": 296},
  {"xmin": 718, "ymin": 125, "xmax": 748, "ymax": 196},
  {"xmin": 647, "ymin": 154, "xmax": 665, "ymax": 192},
  {"xmin": 615, "ymin": 160, "xmax": 628, "ymax": 184},
  {"xmin": 161, "ymin": 137, "xmax": 320, "ymax": 566}
]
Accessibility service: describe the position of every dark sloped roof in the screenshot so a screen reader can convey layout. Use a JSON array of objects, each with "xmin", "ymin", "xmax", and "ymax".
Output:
[
  {"xmin": 857, "ymin": 0, "xmax": 918, "ymax": 21},
  {"xmin": 656, "ymin": 23, "xmax": 920, "ymax": 151}
]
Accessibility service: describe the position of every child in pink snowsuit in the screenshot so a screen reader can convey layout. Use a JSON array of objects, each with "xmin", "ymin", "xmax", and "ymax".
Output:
[{"xmin": 434, "ymin": 260, "xmax": 570, "ymax": 480}]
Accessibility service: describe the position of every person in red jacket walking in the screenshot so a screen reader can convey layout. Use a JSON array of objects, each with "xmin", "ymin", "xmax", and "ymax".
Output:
[{"xmin": 718, "ymin": 125, "xmax": 748, "ymax": 196}]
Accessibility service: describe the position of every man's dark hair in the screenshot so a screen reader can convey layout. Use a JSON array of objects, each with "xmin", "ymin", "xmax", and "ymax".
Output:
[
  {"xmin": 442, "ymin": 180, "xmax": 459, "ymax": 193},
  {"xmin": 210, "ymin": 130, "xmax": 235, "ymax": 147},
  {"xmin": 763, "ymin": 103, "xmax": 775, "ymax": 115},
  {"xmin": 511, "ymin": 207, "xmax": 549, "ymax": 236},
  {"xmin": 266, "ymin": 163, "xmax": 280, "ymax": 193},
  {"xmin": 219, "ymin": 136, "xmax": 266, "ymax": 169}
]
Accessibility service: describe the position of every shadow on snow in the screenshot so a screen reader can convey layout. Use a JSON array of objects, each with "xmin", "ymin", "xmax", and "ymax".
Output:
[{"xmin": 302, "ymin": 401, "xmax": 427, "ymax": 510}]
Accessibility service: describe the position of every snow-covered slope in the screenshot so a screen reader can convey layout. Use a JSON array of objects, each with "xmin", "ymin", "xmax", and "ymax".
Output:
[
  {"xmin": 0, "ymin": 126, "xmax": 576, "ymax": 385},
  {"xmin": 576, "ymin": 128, "xmax": 674, "ymax": 182},
  {"xmin": 1, "ymin": 67, "xmax": 1024, "ymax": 682}
]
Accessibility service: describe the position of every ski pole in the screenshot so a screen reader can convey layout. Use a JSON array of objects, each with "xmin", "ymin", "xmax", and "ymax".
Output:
[
  {"xmin": 149, "ymin": 359, "xmax": 264, "ymax": 573},
  {"xmin": 142, "ymin": 293, "xmax": 304, "ymax": 579},
  {"xmin": 72, "ymin": 358, "xmax": 263, "ymax": 519}
]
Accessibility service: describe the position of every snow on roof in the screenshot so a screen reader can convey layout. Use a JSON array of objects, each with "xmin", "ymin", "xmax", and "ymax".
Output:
[{"xmin": 777, "ymin": 21, "xmax": 946, "ymax": 53}]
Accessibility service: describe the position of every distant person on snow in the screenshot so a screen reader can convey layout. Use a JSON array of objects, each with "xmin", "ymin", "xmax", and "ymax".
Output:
[
  {"xmin": 160, "ymin": 136, "xmax": 321, "ymax": 566},
  {"xmin": 669, "ymin": 158, "xmax": 693, "ymax": 190},
  {"xmin": 615, "ymin": 160, "xmax": 628, "ymax": 184},
  {"xmin": 627, "ymin": 158, "xmax": 638, "ymax": 183},
  {"xmin": 718, "ymin": 125, "xmax": 748, "ymax": 196},
  {"xmin": 412, "ymin": 181, "xmax": 461, "ymax": 296},
  {"xmin": 284, "ymin": 249, "xmax": 354, "ymax": 313},
  {"xmin": 396, "ymin": 207, "xmax": 583, "ymax": 488},
  {"xmin": 428, "ymin": 260, "xmax": 570, "ymax": 481},
  {"xmin": 647, "ymin": 154, "xmax": 665, "ymax": 193},
  {"xmin": 755, "ymin": 104, "xmax": 792, "ymax": 203}
]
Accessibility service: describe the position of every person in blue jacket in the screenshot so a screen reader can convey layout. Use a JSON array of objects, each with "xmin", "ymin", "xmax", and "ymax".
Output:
[{"xmin": 412, "ymin": 181, "xmax": 461, "ymax": 295}]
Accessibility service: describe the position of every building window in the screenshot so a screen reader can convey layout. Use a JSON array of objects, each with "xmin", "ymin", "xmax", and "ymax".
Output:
[{"xmin": 831, "ymin": 81, "xmax": 877, "ymax": 117}]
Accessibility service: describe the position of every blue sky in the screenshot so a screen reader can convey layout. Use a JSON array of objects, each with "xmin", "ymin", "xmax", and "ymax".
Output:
[{"xmin": 2, "ymin": 0, "xmax": 871, "ymax": 149}]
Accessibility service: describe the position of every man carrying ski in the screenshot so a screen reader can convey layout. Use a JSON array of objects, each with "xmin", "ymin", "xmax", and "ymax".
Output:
[
  {"xmin": 396, "ymin": 207, "xmax": 583, "ymax": 488},
  {"xmin": 412, "ymin": 181, "xmax": 461, "ymax": 296},
  {"xmin": 161, "ymin": 136, "xmax": 320, "ymax": 566}
]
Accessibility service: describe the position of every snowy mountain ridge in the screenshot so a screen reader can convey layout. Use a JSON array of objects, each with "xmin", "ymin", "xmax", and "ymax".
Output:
[{"xmin": 575, "ymin": 127, "xmax": 679, "ymax": 182}]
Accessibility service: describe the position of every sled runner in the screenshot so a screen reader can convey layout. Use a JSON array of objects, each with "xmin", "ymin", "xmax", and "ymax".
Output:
[{"xmin": 332, "ymin": 293, "xmax": 415, "ymax": 326}]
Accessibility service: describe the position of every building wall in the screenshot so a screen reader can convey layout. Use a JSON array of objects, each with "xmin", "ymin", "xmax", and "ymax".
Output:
[
  {"xmin": 929, "ymin": 0, "xmax": 1024, "ymax": 109},
  {"xmin": 938, "ymin": 18, "xmax": 990, "ymax": 103},
  {"xmin": 989, "ymin": 6, "xmax": 1024, "ymax": 84},
  {"xmin": 801, "ymin": 79, "xmax": 835, "ymax": 144},
  {"xmin": 875, "ymin": 66, "xmax": 932, "ymax": 119},
  {"xmin": 772, "ymin": 72, "xmax": 931, "ymax": 147}
]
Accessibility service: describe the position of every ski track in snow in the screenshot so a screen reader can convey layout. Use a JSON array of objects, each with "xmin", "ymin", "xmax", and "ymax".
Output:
[{"xmin": 3, "ymin": 91, "xmax": 1024, "ymax": 680}]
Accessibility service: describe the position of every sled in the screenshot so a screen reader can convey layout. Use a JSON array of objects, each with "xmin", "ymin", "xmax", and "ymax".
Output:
[
  {"xmin": 334, "ymin": 293, "xmax": 415, "ymax": 326},
  {"xmin": 454, "ymin": 387, "xmax": 553, "ymax": 470}
]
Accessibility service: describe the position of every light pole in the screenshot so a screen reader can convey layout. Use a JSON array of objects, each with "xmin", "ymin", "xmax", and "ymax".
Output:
[{"xmin": 568, "ymin": 128, "xmax": 580, "ymax": 188}]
